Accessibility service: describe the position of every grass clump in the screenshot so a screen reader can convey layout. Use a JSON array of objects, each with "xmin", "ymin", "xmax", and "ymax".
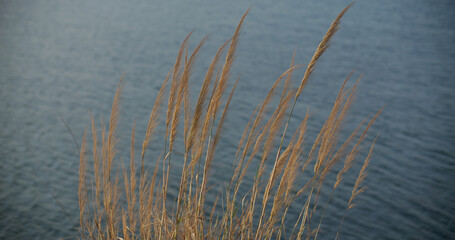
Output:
[{"xmin": 77, "ymin": 4, "xmax": 381, "ymax": 239}]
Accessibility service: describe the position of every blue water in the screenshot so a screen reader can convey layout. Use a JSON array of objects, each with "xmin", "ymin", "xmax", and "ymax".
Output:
[{"xmin": 1, "ymin": 0, "xmax": 454, "ymax": 239}]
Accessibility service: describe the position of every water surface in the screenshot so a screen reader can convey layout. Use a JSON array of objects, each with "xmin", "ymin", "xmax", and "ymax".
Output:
[{"xmin": 0, "ymin": 0, "xmax": 454, "ymax": 239}]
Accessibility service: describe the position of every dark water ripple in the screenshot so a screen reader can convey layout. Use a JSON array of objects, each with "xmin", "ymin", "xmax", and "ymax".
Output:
[{"xmin": 1, "ymin": 0, "xmax": 454, "ymax": 239}]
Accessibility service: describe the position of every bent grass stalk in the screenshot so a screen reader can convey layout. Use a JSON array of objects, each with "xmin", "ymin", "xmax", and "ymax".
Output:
[{"xmin": 77, "ymin": 3, "xmax": 381, "ymax": 240}]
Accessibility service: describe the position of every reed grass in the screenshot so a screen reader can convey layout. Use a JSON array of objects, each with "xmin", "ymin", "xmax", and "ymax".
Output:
[{"xmin": 77, "ymin": 4, "xmax": 381, "ymax": 239}]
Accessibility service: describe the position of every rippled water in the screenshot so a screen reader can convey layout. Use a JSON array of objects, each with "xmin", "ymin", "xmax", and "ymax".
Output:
[{"xmin": 1, "ymin": 0, "xmax": 454, "ymax": 239}]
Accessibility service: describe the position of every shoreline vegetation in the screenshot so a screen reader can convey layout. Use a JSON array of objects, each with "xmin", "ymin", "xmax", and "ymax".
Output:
[{"xmin": 77, "ymin": 3, "xmax": 382, "ymax": 239}]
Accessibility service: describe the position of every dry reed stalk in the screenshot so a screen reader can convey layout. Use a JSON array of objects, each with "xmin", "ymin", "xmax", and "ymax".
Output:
[
  {"xmin": 200, "ymin": 78, "xmax": 238, "ymax": 213},
  {"xmin": 348, "ymin": 131, "xmax": 379, "ymax": 209},
  {"xmin": 273, "ymin": 111, "xmax": 310, "ymax": 240},
  {"xmin": 122, "ymin": 211, "xmax": 128, "ymax": 240},
  {"xmin": 296, "ymin": 3, "xmax": 353, "ymax": 99},
  {"xmin": 333, "ymin": 118, "xmax": 368, "ymax": 189},
  {"xmin": 334, "ymin": 135, "xmax": 379, "ymax": 239},
  {"xmin": 106, "ymin": 74, "xmax": 124, "ymax": 181},
  {"xmin": 104, "ymin": 75, "xmax": 124, "ymax": 239},
  {"xmin": 79, "ymin": 129, "xmax": 87, "ymax": 237},
  {"xmin": 122, "ymin": 122, "xmax": 136, "ymax": 239},
  {"xmin": 141, "ymin": 69, "xmax": 171, "ymax": 170},
  {"xmin": 89, "ymin": 113, "xmax": 101, "ymax": 228},
  {"xmin": 166, "ymin": 33, "xmax": 191, "ymax": 144},
  {"xmin": 173, "ymin": 36, "xmax": 208, "ymax": 227},
  {"xmin": 254, "ymin": 86, "xmax": 296, "ymax": 239},
  {"xmin": 96, "ymin": 119, "xmax": 107, "ymax": 240},
  {"xmin": 159, "ymin": 33, "xmax": 192, "ymax": 238}
]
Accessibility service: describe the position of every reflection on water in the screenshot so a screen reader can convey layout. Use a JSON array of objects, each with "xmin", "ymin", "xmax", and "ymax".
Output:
[{"xmin": 0, "ymin": 0, "xmax": 454, "ymax": 239}]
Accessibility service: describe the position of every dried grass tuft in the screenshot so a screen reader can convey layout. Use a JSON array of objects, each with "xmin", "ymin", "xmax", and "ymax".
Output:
[{"xmin": 76, "ymin": 4, "xmax": 381, "ymax": 240}]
